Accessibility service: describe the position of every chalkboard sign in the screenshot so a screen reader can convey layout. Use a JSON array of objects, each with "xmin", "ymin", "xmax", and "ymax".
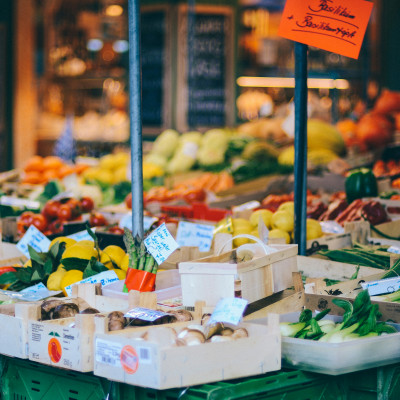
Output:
[
  {"xmin": 141, "ymin": 6, "xmax": 171, "ymax": 132},
  {"xmin": 177, "ymin": 5, "xmax": 234, "ymax": 131}
]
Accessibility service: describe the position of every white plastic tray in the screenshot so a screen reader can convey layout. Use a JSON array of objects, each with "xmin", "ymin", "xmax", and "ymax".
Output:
[{"xmin": 255, "ymin": 312, "xmax": 400, "ymax": 375}]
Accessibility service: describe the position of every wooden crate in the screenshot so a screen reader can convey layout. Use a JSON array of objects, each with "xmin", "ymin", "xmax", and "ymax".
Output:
[
  {"xmin": 178, "ymin": 244, "xmax": 298, "ymax": 308},
  {"xmin": 0, "ymin": 242, "xmax": 27, "ymax": 266},
  {"xmin": 306, "ymin": 232, "xmax": 352, "ymax": 254},
  {"xmin": 93, "ymin": 314, "xmax": 280, "ymax": 390},
  {"xmin": 159, "ymin": 246, "xmax": 212, "ymax": 270}
]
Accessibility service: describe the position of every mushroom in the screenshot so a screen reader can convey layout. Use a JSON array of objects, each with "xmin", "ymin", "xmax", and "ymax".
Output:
[
  {"xmin": 168, "ymin": 309, "xmax": 193, "ymax": 322},
  {"xmin": 80, "ymin": 307, "xmax": 100, "ymax": 314},
  {"xmin": 41, "ymin": 300, "xmax": 65, "ymax": 320},
  {"xmin": 204, "ymin": 322, "xmax": 224, "ymax": 340},
  {"xmin": 52, "ymin": 303, "xmax": 80, "ymax": 319},
  {"xmin": 232, "ymin": 328, "xmax": 249, "ymax": 340},
  {"xmin": 201, "ymin": 313, "xmax": 211, "ymax": 326},
  {"xmin": 108, "ymin": 311, "xmax": 126, "ymax": 331},
  {"xmin": 221, "ymin": 327, "xmax": 234, "ymax": 336},
  {"xmin": 178, "ymin": 329, "xmax": 206, "ymax": 346},
  {"xmin": 210, "ymin": 335, "xmax": 234, "ymax": 343}
]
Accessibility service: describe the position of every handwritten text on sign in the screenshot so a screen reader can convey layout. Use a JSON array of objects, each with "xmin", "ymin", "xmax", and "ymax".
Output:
[
  {"xmin": 144, "ymin": 223, "xmax": 179, "ymax": 265},
  {"xmin": 176, "ymin": 221, "xmax": 215, "ymax": 252},
  {"xmin": 278, "ymin": 0, "xmax": 373, "ymax": 59},
  {"xmin": 208, "ymin": 298, "xmax": 248, "ymax": 326}
]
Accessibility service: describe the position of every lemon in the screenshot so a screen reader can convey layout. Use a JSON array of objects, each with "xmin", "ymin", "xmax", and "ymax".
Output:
[
  {"xmin": 113, "ymin": 152, "xmax": 129, "ymax": 167},
  {"xmin": 269, "ymin": 229, "xmax": 291, "ymax": 244},
  {"xmin": 232, "ymin": 228, "xmax": 251, "ymax": 247},
  {"xmin": 249, "ymin": 209, "xmax": 273, "ymax": 229},
  {"xmin": 120, "ymin": 254, "xmax": 130, "ymax": 271},
  {"xmin": 61, "ymin": 244, "xmax": 97, "ymax": 261},
  {"xmin": 277, "ymin": 201, "xmax": 295, "ymax": 215},
  {"xmin": 100, "ymin": 245, "xmax": 126, "ymax": 269},
  {"xmin": 100, "ymin": 154, "xmax": 119, "ymax": 170},
  {"xmin": 23, "ymin": 260, "xmax": 32, "ymax": 268},
  {"xmin": 77, "ymin": 240, "xmax": 95, "ymax": 247},
  {"xmin": 60, "ymin": 270, "xmax": 84, "ymax": 296},
  {"xmin": 49, "ymin": 236, "xmax": 77, "ymax": 249},
  {"xmin": 114, "ymin": 166, "xmax": 128, "ymax": 183},
  {"xmin": 111, "ymin": 268, "xmax": 127, "ymax": 280},
  {"xmin": 272, "ymin": 211, "xmax": 294, "ymax": 233},
  {"xmin": 250, "ymin": 229, "xmax": 260, "ymax": 238},
  {"xmin": 47, "ymin": 268, "xmax": 66, "ymax": 291},
  {"xmin": 306, "ymin": 219, "xmax": 323, "ymax": 240},
  {"xmin": 83, "ymin": 167, "xmax": 100, "ymax": 181},
  {"xmin": 232, "ymin": 218, "xmax": 253, "ymax": 234},
  {"xmin": 96, "ymin": 169, "xmax": 114, "ymax": 185}
]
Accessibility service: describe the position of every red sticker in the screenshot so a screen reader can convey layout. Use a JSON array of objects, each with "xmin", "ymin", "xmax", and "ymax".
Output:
[
  {"xmin": 48, "ymin": 338, "xmax": 62, "ymax": 363},
  {"xmin": 120, "ymin": 346, "xmax": 139, "ymax": 374}
]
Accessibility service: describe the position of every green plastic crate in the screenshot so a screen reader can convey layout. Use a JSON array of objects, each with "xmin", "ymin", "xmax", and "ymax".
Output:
[
  {"xmin": 118, "ymin": 369, "xmax": 346, "ymax": 400},
  {"xmin": 0, "ymin": 356, "xmax": 117, "ymax": 400}
]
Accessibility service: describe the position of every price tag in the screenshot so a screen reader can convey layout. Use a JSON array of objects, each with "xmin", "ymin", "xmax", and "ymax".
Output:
[
  {"xmin": 208, "ymin": 297, "xmax": 248, "ymax": 326},
  {"xmin": 232, "ymin": 201, "xmax": 260, "ymax": 213},
  {"xmin": 20, "ymin": 282, "xmax": 60, "ymax": 300},
  {"xmin": 388, "ymin": 246, "xmax": 400, "ymax": 255},
  {"xmin": 0, "ymin": 196, "xmax": 40, "ymax": 210},
  {"xmin": 68, "ymin": 228, "xmax": 96, "ymax": 242},
  {"xmin": 96, "ymin": 339, "xmax": 123, "ymax": 367},
  {"xmin": 124, "ymin": 307, "xmax": 172, "ymax": 322},
  {"xmin": 144, "ymin": 223, "xmax": 179, "ymax": 265},
  {"xmin": 17, "ymin": 225, "xmax": 51, "ymax": 258},
  {"xmin": 278, "ymin": 0, "xmax": 373, "ymax": 59},
  {"xmin": 119, "ymin": 213, "xmax": 157, "ymax": 232},
  {"xmin": 361, "ymin": 277, "xmax": 400, "ymax": 296},
  {"xmin": 176, "ymin": 221, "xmax": 215, "ymax": 252},
  {"xmin": 258, "ymin": 216, "xmax": 269, "ymax": 244},
  {"xmin": 64, "ymin": 270, "xmax": 119, "ymax": 297}
]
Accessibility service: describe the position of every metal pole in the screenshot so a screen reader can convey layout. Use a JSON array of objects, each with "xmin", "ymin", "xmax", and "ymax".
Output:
[
  {"xmin": 187, "ymin": 0, "xmax": 196, "ymax": 130},
  {"xmin": 293, "ymin": 43, "xmax": 308, "ymax": 255},
  {"xmin": 128, "ymin": 0, "xmax": 144, "ymax": 238}
]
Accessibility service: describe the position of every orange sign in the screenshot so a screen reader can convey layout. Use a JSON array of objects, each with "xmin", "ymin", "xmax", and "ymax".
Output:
[
  {"xmin": 278, "ymin": 0, "xmax": 373, "ymax": 59},
  {"xmin": 120, "ymin": 346, "xmax": 139, "ymax": 374},
  {"xmin": 48, "ymin": 338, "xmax": 62, "ymax": 363}
]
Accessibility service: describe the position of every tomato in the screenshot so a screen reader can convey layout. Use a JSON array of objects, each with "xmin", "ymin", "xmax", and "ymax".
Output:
[
  {"xmin": 32, "ymin": 214, "xmax": 48, "ymax": 232},
  {"xmin": 125, "ymin": 193, "xmax": 132, "ymax": 209},
  {"xmin": 183, "ymin": 189, "xmax": 207, "ymax": 204},
  {"xmin": 17, "ymin": 220, "xmax": 29, "ymax": 234},
  {"xmin": 57, "ymin": 204, "xmax": 73, "ymax": 221},
  {"xmin": 66, "ymin": 198, "xmax": 82, "ymax": 218},
  {"xmin": 89, "ymin": 212, "xmax": 107, "ymax": 227},
  {"xmin": 42, "ymin": 200, "xmax": 61, "ymax": 220},
  {"xmin": 80, "ymin": 197, "xmax": 94, "ymax": 213},
  {"xmin": 48, "ymin": 219, "xmax": 64, "ymax": 234},
  {"xmin": 20, "ymin": 211, "xmax": 35, "ymax": 225},
  {"xmin": 108, "ymin": 226, "xmax": 124, "ymax": 235}
]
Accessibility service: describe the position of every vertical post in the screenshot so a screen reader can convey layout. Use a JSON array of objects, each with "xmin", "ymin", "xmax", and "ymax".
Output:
[
  {"xmin": 187, "ymin": 0, "xmax": 196, "ymax": 130},
  {"xmin": 128, "ymin": 0, "xmax": 144, "ymax": 238},
  {"xmin": 293, "ymin": 43, "xmax": 308, "ymax": 256}
]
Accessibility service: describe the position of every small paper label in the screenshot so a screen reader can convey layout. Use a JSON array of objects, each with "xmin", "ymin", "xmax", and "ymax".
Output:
[
  {"xmin": 232, "ymin": 201, "xmax": 261, "ymax": 212},
  {"xmin": 0, "ymin": 196, "xmax": 40, "ymax": 210},
  {"xmin": 19, "ymin": 283, "xmax": 60, "ymax": 300},
  {"xmin": 388, "ymin": 246, "xmax": 400, "ymax": 255},
  {"xmin": 64, "ymin": 270, "xmax": 119, "ymax": 297},
  {"xmin": 258, "ymin": 216, "xmax": 269, "ymax": 244},
  {"xmin": 361, "ymin": 277, "xmax": 400, "ymax": 296},
  {"xmin": 96, "ymin": 339, "xmax": 122, "ymax": 367},
  {"xmin": 119, "ymin": 213, "xmax": 157, "ymax": 232},
  {"xmin": 144, "ymin": 223, "xmax": 179, "ymax": 265},
  {"xmin": 176, "ymin": 221, "xmax": 215, "ymax": 252},
  {"xmin": 208, "ymin": 297, "xmax": 248, "ymax": 326},
  {"xmin": 17, "ymin": 225, "xmax": 51, "ymax": 258},
  {"xmin": 124, "ymin": 307, "xmax": 172, "ymax": 322},
  {"xmin": 67, "ymin": 229, "xmax": 95, "ymax": 242}
]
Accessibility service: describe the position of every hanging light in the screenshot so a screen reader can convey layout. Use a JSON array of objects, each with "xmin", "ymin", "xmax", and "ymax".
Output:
[{"xmin": 105, "ymin": 4, "xmax": 123, "ymax": 17}]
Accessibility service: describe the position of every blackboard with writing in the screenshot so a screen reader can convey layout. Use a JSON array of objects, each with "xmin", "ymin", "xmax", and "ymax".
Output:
[
  {"xmin": 177, "ymin": 6, "xmax": 234, "ymax": 131},
  {"xmin": 141, "ymin": 7, "xmax": 171, "ymax": 130}
]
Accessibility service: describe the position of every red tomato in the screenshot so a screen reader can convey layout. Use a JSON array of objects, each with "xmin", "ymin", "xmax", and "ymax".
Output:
[
  {"xmin": 57, "ymin": 204, "xmax": 73, "ymax": 221},
  {"xmin": 32, "ymin": 214, "xmax": 48, "ymax": 232},
  {"xmin": 48, "ymin": 219, "xmax": 64, "ymax": 234},
  {"xmin": 66, "ymin": 198, "xmax": 82, "ymax": 218},
  {"xmin": 108, "ymin": 226, "xmax": 124, "ymax": 235},
  {"xmin": 42, "ymin": 200, "xmax": 61, "ymax": 220},
  {"xmin": 17, "ymin": 220, "xmax": 29, "ymax": 234},
  {"xmin": 125, "ymin": 193, "xmax": 132, "ymax": 209},
  {"xmin": 89, "ymin": 212, "xmax": 107, "ymax": 227},
  {"xmin": 80, "ymin": 197, "xmax": 94, "ymax": 213},
  {"xmin": 183, "ymin": 189, "xmax": 207, "ymax": 204},
  {"xmin": 20, "ymin": 211, "xmax": 35, "ymax": 225}
]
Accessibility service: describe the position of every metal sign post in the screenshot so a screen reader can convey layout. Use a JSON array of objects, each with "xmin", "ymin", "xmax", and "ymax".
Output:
[
  {"xmin": 293, "ymin": 42, "xmax": 308, "ymax": 256},
  {"xmin": 128, "ymin": 0, "xmax": 144, "ymax": 238}
]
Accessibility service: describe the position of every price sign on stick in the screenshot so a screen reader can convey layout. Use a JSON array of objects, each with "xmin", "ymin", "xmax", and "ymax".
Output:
[
  {"xmin": 176, "ymin": 221, "xmax": 215, "ymax": 252},
  {"xmin": 144, "ymin": 223, "xmax": 179, "ymax": 265},
  {"xmin": 17, "ymin": 225, "xmax": 51, "ymax": 258},
  {"xmin": 208, "ymin": 298, "xmax": 248, "ymax": 326},
  {"xmin": 278, "ymin": 0, "xmax": 373, "ymax": 59}
]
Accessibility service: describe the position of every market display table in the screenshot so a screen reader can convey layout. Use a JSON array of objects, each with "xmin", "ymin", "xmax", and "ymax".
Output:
[{"xmin": 1, "ymin": 355, "xmax": 399, "ymax": 400}]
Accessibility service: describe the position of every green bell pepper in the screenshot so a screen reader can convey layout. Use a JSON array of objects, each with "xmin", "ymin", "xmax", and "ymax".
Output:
[{"xmin": 345, "ymin": 168, "xmax": 378, "ymax": 203}]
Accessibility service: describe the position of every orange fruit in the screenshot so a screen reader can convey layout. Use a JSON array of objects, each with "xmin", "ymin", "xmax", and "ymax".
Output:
[
  {"xmin": 58, "ymin": 165, "xmax": 76, "ymax": 178},
  {"xmin": 22, "ymin": 171, "xmax": 44, "ymax": 184},
  {"xmin": 43, "ymin": 156, "xmax": 64, "ymax": 170},
  {"xmin": 75, "ymin": 163, "xmax": 90, "ymax": 175},
  {"xmin": 24, "ymin": 156, "xmax": 44, "ymax": 172},
  {"xmin": 43, "ymin": 169, "xmax": 59, "ymax": 182}
]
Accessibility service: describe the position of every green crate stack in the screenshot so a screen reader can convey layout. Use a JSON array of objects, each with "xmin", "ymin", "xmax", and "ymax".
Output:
[
  {"xmin": 118, "ymin": 370, "xmax": 346, "ymax": 400},
  {"xmin": 0, "ymin": 356, "xmax": 117, "ymax": 400}
]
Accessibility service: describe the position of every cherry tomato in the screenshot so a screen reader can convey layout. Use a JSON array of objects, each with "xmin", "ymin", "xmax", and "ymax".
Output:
[
  {"xmin": 17, "ymin": 220, "xmax": 29, "ymax": 235},
  {"xmin": 108, "ymin": 226, "xmax": 124, "ymax": 235},
  {"xmin": 89, "ymin": 212, "xmax": 107, "ymax": 227},
  {"xmin": 80, "ymin": 197, "xmax": 94, "ymax": 213},
  {"xmin": 57, "ymin": 204, "xmax": 73, "ymax": 221},
  {"xmin": 183, "ymin": 189, "xmax": 207, "ymax": 204},
  {"xmin": 19, "ymin": 211, "xmax": 35, "ymax": 225},
  {"xmin": 32, "ymin": 214, "xmax": 48, "ymax": 232},
  {"xmin": 48, "ymin": 219, "xmax": 64, "ymax": 234},
  {"xmin": 125, "ymin": 193, "xmax": 132, "ymax": 209},
  {"xmin": 66, "ymin": 198, "xmax": 82, "ymax": 218},
  {"xmin": 42, "ymin": 200, "xmax": 61, "ymax": 221}
]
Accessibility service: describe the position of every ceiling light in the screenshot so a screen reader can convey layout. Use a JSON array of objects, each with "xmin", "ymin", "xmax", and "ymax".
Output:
[{"xmin": 105, "ymin": 5, "xmax": 123, "ymax": 17}]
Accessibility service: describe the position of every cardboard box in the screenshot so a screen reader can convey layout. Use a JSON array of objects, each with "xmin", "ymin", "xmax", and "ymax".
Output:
[
  {"xmin": 93, "ymin": 314, "xmax": 280, "ymax": 389},
  {"xmin": 179, "ymin": 244, "xmax": 298, "ymax": 308}
]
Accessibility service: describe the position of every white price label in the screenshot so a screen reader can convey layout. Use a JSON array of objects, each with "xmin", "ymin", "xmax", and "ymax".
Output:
[
  {"xmin": 232, "ymin": 201, "xmax": 260, "ymax": 212},
  {"xmin": 176, "ymin": 221, "xmax": 214, "ymax": 252},
  {"xmin": 64, "ymin": 270, "xmax": 119, "ymax": 297},
  {"xmin": 17, "ymin": 225, "xmax": 51, "ymax": 258},
  {"xmin": 68, "ymin": 229, "xmax": 95, "ymax": 242},
  {"xmin": 20, "ymin": 283, "xmax": 60, "ymax": 300},
  {"xmin": 95, "ymin": 339, "xmax": 122, "ymax": 367},
  {"xmin": 144, "ymin": 223, "xmax": 179, "ymax": 265},
  {"xmin": 388, "ymin": 246, "xmax": 400, "ymax": 255},
  {"xmin": 208, "ymin": 297, "xmax": 248, "ymax": 326}
]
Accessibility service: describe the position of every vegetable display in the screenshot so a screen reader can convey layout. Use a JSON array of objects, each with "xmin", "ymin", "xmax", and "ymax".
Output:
[
  {"xmin": 280, "ymin": 290, "xmax": 397, "ymax": 342},
  {"xmin": 345, "ymin": 168, "xmax": 378, "ymax": 204}
]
